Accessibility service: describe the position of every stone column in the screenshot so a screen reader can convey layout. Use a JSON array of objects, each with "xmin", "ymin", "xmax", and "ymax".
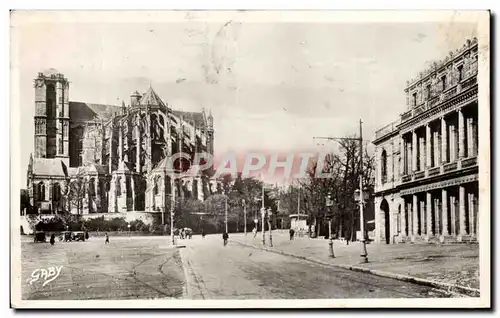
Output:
[
  {"xmin": 458, "ymin": 109, "xmax": 465, "ymax": 159},
  {"xmin": 450, "ymin": 195, "xmax": 456, "ymax": 236},
  {"xmin": 441, "ymin": 116, "xmax": 448, "ymax": 164},
  {"xmin": 468, "ymin": 192, "xmax": 475, "ymax": 237},
  {"xmin": 407, "ymin": 202, "xmax": 413, "ymax": 236},
  {"xmin": 401, "ymin": 197, "xmax": 407, "ymax": 237},
  {"xmin": 459, "ymin": 185, "xmax": 466, "ymax": 238},
  {"xmin": 55, "ymin": 81, "xmax": 63, "ymax": 155},
  {"xmin": 109, "ymin": 127, "xmax": 114, "ymax": 174},
  {"xmin": 426, "ymin": 192, "xmax": 433, "ymax": 237},
  {"xmin": 426, "ymin": 124, "xmax": 432, "ymax": 168},
  {"xmin": 420, "ymin": 199, "xmax": 425, "ymax": 236},
  {"xmin": 412, "ymin": 130, "xmax": 417, "ymax": 172},
  {"xmin": 419, "ymin": 135, "xmax": 425, "ymax": 171},
  {"xmin": 472, "ymin": 117, "xmax": 478, "ymax": 156},
  {"xmin": 467, "ymin": 117, "xmax": 474, "ymax": 157},
  {"xmin": 197, "ymin": 177, "xmax": 204, "ymax": 201},
  {"xmin": 412, "ymin": 194, "xmax": 418, "ymax": 240},
  {"xmin": 434, "ymin": 197, "xmax": 440, "ymax": 235},
  {"xmin": 433, "ymin": 129, "xmax": 440, "ymax": 167},
  {"xmin": 441, "ymin": 189, "xmax": 449, "ymax": 236},
  {"xmin": 135, "ymin": 125, "xmax": 141, "ymax": 173},
  {"xmin": 449, "ymin": 124, "xmax": 455, "ymax": 162},
  {"xmin": 400, "ymin": 135, "xmax": 405, "ymax": 175},
  {"xmin": 119, "ymin": 125, "xmax": 123, "ymax": 161}
]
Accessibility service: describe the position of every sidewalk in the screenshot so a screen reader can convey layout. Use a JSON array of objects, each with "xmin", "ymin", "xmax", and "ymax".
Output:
[{"xmin": 231, "ymin": 230, "xmax": 479, "ymax": 296}]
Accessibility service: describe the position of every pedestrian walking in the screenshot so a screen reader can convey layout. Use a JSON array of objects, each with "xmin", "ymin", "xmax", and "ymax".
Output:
[
  {"xmin": 289, "ymin": 228, "xmax": 295, "ymax": 240},
  {"xmin": 222, "ymin": 232, "xmax": 229, "ymax": 246},
  {"xmin": 85, "ymin": 231, "xmax": 89, "ymax": 240},
  {"xmin": 201, "ymin": 229, "xmax": 205, "ymax": 239},
  {"xmin": 105, "ymin": 233, "xmax": 109, "ymax": 244},
  {"xmin": 50, "ymin": 234, "xmax": 55, "ymax": 246},
  {"xmin": 252, "ymin": 227, "xmax": 257, "ymax": 238}
]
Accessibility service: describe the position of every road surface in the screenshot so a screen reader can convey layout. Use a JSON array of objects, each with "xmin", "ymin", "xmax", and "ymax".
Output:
[
  {"xmin": 179, "ymin": 234, "xmax": 452, "ymax": 299},
  {"xmin": 21, "ymin": 234, "xmax": 452, "ymax": 300}
]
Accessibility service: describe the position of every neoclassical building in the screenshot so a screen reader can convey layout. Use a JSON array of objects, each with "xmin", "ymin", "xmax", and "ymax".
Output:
[
  {"xmin": 26, "ymin": 69, "xmax": 222, "ymax": 216},
  {"xmin": 372, "ymin": 38, "xmax": 479, "ymax": 244}
]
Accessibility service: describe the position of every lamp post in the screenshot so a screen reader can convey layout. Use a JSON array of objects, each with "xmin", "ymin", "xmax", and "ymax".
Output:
[
  {"xmin": 224, "ymin": 195, "xmax": 228, "ymax": 234},
  {"xmin": 326, "ymin": 193, "xmax": 334, "ymax": 258},
  {"xmin": 354, "ymin": 188, "xmax": 369, "ymax": 263},
  {"xmin": 261, "ymin": 179, "xmax": 266, "ymax": 246},
  {"xmin": 267, "ymin": 208, "xmax": 273, "ymax": 247},
  {"xmin": 242, "ymin": 199, "xmax": 247, "ymax": 236},
  {"xmin": 261, "ymin": 207, "xmax": 266, "ymax": 246}
]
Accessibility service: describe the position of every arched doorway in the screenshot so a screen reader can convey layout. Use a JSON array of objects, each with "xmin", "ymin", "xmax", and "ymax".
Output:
[{"xmin": 380, "ymin": 199, "xmax": 390, "ymax": 244}]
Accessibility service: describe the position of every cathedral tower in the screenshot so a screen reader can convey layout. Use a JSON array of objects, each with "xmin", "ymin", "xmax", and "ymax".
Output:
[{"xmin": 33, "ymin": 69, "xmax": 70, "ymax": 164}]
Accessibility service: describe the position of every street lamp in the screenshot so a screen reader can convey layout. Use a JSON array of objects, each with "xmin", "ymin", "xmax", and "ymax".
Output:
[
  {"xmin": 267, "ymin": 208, "xmax": 273, "ymax": 247},
  {"xmin": 260, "ymin": 207, "xmax": 266, "ymax": 246},
  {"xmin": 354, "ymin": 187, "xmax": 369, "ymax": 264},
  {"xmin": 242, "ymin": 199, "xmax": 247, "ymax": 236},
  {"xmin": 325, "ymin": 193, "xmax": 335, "ymax": 258}
]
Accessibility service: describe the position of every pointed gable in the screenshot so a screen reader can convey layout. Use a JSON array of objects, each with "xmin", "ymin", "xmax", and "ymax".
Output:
[{"xmin": 139, "ymin": 87, "xmax": 167, "ymax": 108}]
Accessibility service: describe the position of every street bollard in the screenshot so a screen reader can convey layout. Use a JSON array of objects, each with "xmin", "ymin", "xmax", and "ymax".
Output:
[{"xmin": 328, "ymin": 239, "xmax": 335, "ymax": 258}]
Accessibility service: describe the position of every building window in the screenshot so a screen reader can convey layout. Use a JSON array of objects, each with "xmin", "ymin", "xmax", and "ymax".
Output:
[
  {"xmin": 412, "ymin": 92, "xmax": 417, "ymax": 106},
  {"xmin": 441, "ymin": 75, "xmax": 447, "ymax": 91},
  {"xmin": 116, "ymin": 177, "xmax": 122, "ymax": 196},
  {"xmin": 126, "ymin": 176, "xmax": 132, "ymax": 198},
  {"xmin": 52, "ymin": 183, "xmax": 61, "ymax": 201},
  {"xmin": 153, "ymin": 178, "xmax": 159, "ymax": 195},
  {"xmin": 37, "ymin": 182, "xmax": 45, "ymax": 201},
  {"xmin": 58, "ymin": 139, "xmax": 63, "ymax": 154},
  {"xmin": 457, "ymin": 65, "xmax": 464, "ymax": 82},
  {"xmin": 89, "ymin": 178, "xmax": 96, "ymax": 197},
  {"xmin": 381, "ymin": 150, "xmax": 388, "ymax": 184}
]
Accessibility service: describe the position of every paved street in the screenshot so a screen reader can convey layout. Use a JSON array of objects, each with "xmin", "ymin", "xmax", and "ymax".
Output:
[
  {"xmin": 179, "ymin": 234, "xmax": 452, "ymax": 299},
  {"xmin": 231, "ymin": 230, "xmax": 480, "ymax": 290},
  {"xmin": 22, "ymin": 234, "xmax": 453, "ymax": 300},
  {"xmin": 21, "ymin": 236, "xmax": 185, "ymax": 300}
]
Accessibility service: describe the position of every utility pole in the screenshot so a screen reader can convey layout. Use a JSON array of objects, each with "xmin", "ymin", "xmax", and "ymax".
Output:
[
  {"xmin": 225, "ymin": 194, "xmax": 228, "ymax": 233},
  {"xmin": 297, "ymin": 185, "xmax": 300, "ymax": 234},
  {"xmin": 170, "ymin": 178, "xmax": 175, "ymax": 246},
  {"xmin": 358, "ymin": 119, "xmax": 368, "ymax": 264},
  {"xmin": 313, "ymin": 119, "xmax": 368, "ymax": 263},
  {"xmin": 243, "ymin": 199, "xmax": 247, "ymax": 236},
  {"xmin": 261, "ymin": 179, "xmax": 266, "ymax": 246}
]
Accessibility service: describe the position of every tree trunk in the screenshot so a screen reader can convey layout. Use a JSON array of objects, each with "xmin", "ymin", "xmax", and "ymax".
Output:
[
  {"xmin": 316, "ymin": 217, "xmax": 320, "ymax": 238},
  {"xmin": 350, "ymin": 209, "xmax": 355, "ymax": 241}
]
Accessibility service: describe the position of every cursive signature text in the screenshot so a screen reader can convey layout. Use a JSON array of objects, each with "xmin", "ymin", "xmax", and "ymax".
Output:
[{"xmin": 26, "ymin": 266, "xmax": 63, "ymax": 287}]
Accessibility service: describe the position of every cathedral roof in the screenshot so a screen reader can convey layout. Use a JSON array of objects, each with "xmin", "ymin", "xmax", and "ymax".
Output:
[
  {"xmin": 31, "ymin": 158, "xmax": 69, "ymax": 177},
  {"xmin": 69, "ymin": 101, "xmax": 122, "ymax": 123},
  {"xmin": 139, "ymin": 87, "xmax": 167, "ymax": 108},
  {"xmin": 172, "ymin": 110, "xmax": 206, "ymax": 128}
]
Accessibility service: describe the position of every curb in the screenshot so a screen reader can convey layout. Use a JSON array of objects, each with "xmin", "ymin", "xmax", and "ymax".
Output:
[
  {"xmin": 177, "ymin": 247, "xmax": 194, "ymax": 299},
  {"xmin": 233, "ymin": 240, "xmax": 480, "ymax": 298}
]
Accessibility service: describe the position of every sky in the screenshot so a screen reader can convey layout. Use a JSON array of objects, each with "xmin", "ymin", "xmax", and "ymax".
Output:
[{"xmin": 11, "ymin": 11, "xmax": 481, "ymax": 184}]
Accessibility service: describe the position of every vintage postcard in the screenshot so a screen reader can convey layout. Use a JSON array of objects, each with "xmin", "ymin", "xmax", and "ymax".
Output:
[{"xmin": 10, "ymin": 10, "xmax": 490, "ymax": 308}]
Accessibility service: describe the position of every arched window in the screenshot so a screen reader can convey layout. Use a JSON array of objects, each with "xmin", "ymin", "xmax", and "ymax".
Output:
[
  {"xmin": 52, "ymin": 183, "xmax": 61, "ymax": 201},
  {"xmin": 381, "ymin": 150, "xmax": 388, "ymax": 184},
  {"xmin": 126, "ymin": 176, "xmax": 132, "ymax": 198},
  {"xmin": 116, "ymin": 177, "xmax": 122, "ymax": 196},
  {"xmin": 37, "ymin": 182, "xmax": 45, "ymax": 201},
  {"xmin": 153, "ymin": 176, "xmax": 160, "ymax": 195},
  {"xmin": 89, "ymin": 178, "xmax": 96, "ymax": 197}
]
